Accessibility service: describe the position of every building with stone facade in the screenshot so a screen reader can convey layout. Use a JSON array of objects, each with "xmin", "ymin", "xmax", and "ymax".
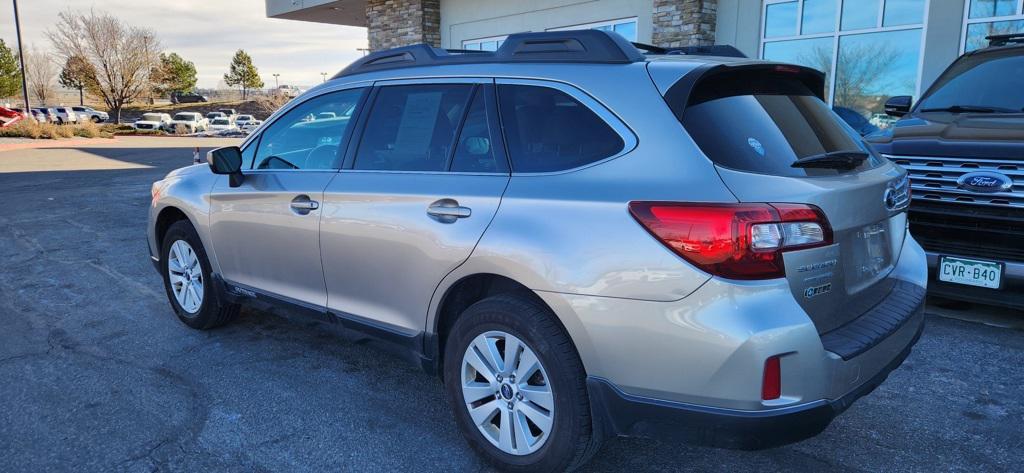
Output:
[{"xmin": 267, "ymin": 0, "xmax": 1024, "ymax": 120}]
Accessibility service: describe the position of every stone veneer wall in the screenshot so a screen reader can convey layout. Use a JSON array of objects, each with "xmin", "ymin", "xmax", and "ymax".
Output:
[
  {"xmin": 652, "ymin": 0, "xmax": 717, "ymax": 47},
  {"xmin": 367, "ymin": 0, "xmax": 441, "ymax": 51}
]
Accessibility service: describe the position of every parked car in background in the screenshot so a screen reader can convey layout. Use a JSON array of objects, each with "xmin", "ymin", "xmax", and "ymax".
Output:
[
  {"xmin": 272, "ymin": 85, "xmax": 302, "ymax": 98},
  {"xmin": 12, "ymin": 108, "xmax": 48, "ymax": 123},
  {"xmin": 71, "ymin": 106, "xmax": 109, "ymax": 123},
  {"xmin": 234, "ymin": 114, "xmax": 256, "ymax": 127},
  {"xmin": 833, "ymin": 106, "xmax": 880, "ymax": 136},
  {"xmin": 168, "ymin": 112, "xmax": 208, "ymax": 133},
  {"xmin": 218, "ymin": 109, "xmax": 238, "ymax": 119},
  {"xmin": 49, "ymin": 106, "xmax": 79, "ymax": 124},
  {"xmin": 208, "ymin": 117, "xmax": 237, "ymax": 132},
  {"xmin": 32, "ymin": 108, "xmax": 58, "ymax": 123},
  {"xmin": 240, "ymin": 119, "xmax": 262, "ymax": 133},
  {"xmin": 869, "ymin": 113, "xmax": 897, "ymax": 129},
  {"xmin": 134, "ymin": 113, "xmax": 173, "ymax": 132},
  {"xmin": 205, "ymin": 111, "xmax": 227, "ymax": 122},
  {"xmin": 170, "ymin": 91, "xmax": 209, "ymax": 104},
  {"xmin": 869, "ymin": 32, "xmax": 1024, "ymax": 309},
  {"xmin": 147, "ymin": 31, "xmax": 926, "ymax": 472}
]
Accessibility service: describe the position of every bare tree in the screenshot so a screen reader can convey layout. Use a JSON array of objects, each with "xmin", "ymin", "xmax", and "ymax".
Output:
[
  {"xmin": 798, "ymin": 42, "xmax": 902, "ymax": 116},
  {"xmin": 23, "ymin": 47, "xmax": 56, "ymax": 104},
  {"xmin": 47, "ymin": 10, "xmax": 160, "ymax": 123}
]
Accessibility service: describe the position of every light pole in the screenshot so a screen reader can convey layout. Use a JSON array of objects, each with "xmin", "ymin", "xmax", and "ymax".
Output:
[
  {"xmin": 320, "ymin": 72, "xmax": 327, "ymax": 83},
  {"xmin": 272, "ymin": 73, "xmax": 280, "ymax": 88},
  {"xmin": 12, "ymin": 0, "xmax": 30, "ymax": 113}
]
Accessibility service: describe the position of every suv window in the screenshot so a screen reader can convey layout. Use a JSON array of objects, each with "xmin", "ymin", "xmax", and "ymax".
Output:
[
  {"xmin": 253, "ymin": 87, "xmax": 366, "ymax": 170},
  {"xmin": 916, "ymin": 50, "xmax": 1024, "ymax": 113},
  {"xmin": 677, "ymin": 70, "xmax": 881, "ymax": 177},
  {"xmin": 451, "ymin": 87, "xmax": 505, "ymax": 173},
  {"xmin": 354, "ymin": 84, "xmax": 472, "ymax": 172},
  {"xmin": 497, "ymin": 84, "xmax": 624, "ymax": 172}
]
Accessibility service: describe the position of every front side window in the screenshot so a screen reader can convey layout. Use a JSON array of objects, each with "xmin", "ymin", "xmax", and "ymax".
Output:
[
  {"xmin": 253, "ymin": 87, "xmax": 366, "ymax": 170},
  {"xmin": 354, "ymin": 84, "xmax": 473, "ymax": 172},
  {"xmin": 497, "ymin": 84, "xmax": 624, "ymax": 173}
]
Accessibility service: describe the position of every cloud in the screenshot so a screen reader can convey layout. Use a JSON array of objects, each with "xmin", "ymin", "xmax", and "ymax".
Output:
[{"xmin": 0, "ymin": 0, "xmax": 368, "ymax": 88}]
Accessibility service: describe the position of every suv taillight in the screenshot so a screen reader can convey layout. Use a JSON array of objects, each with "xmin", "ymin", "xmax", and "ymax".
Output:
[{"xmin": 628, "ymin": 202, "xmax": 833, "ymax": 280}]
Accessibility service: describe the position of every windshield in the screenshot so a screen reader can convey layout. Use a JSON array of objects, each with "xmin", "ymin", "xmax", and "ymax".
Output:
[
  {"xmin": 173, "ymin": 114, "xmax": 195, "ymax": 121},
  {"xmin": 237, "ymin": 115, "xmax": 252, "ymax": 120},
  {"xmin": 212, "ymin": 119, "xmax": 229, "ymax": 125},
  {"xmin": 917, "ymin": 51, "xmax": 1024, "ymax": 112},
  {"xmin": 142, "ymin": 114, "xmax": 163, "ymax": 121},
  {"xmin": 677, "ymin": 70, "xmax": 882, "ymax": 177}
]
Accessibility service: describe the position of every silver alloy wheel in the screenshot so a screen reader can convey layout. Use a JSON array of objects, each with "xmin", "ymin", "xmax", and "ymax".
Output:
[
  {"xmin": 461, "ymin": 330, "xmax": 554, "ymax": 456},
  {"xmin": 167, "ymin": 239, "xmax": 204, "ymax": 314}
]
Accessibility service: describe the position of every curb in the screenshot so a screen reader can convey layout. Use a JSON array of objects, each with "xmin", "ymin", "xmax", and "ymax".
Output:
[{"xmin": 0, "ymin": 137, "xmax": 120, "ymax": 152}]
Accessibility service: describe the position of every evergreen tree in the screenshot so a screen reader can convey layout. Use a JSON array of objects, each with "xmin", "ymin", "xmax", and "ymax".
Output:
[
  {"xmin": 0, "ymin": 39, "xmax": 21, "ymax": 99},
  {"xmin": 223, "ymin": 50, "xmax": 263, "ymax": 100},
  {"xmin": 152, "ymin": 52, "xmax": 197, "ymax": 97},
  {"xmin": 58, "ymin": 54, "xmax": 95, "ymax": 105}
]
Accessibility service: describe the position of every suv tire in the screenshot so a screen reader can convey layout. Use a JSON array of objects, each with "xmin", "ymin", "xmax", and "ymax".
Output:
[
  {"xmin": 160, "ymin": 220, "xmax": 238, "ymax": 330},
  {"xmin": 444, "ymin": 294, "xmax": 601, "ymax": 472}
]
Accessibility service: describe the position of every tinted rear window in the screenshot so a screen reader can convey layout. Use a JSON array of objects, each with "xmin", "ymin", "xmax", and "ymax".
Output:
[
  {"xmin": 678, "ymin": 71, "xmax": 881, "ymax": 176},
  {"xmin": 498, "ymin": 84, "xmax": 624, "ymax": 173}
]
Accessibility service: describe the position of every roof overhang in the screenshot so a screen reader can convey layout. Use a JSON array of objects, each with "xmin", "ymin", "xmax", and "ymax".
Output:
[{"xmin": 266, "ymin": 0, "xmax": 367, "ymax": 27}]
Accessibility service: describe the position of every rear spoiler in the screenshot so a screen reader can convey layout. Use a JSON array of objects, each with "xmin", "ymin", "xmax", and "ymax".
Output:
[{"xmin": 660, "ymin": 62, "xmax": 827, "ymax": 122}]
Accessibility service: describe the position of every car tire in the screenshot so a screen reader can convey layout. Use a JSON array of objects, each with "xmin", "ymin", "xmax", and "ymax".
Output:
[
  {"xmin": 160, "ymin": 220, "xmax": 239, "ymax": 330},
  {"xmin": 443, "ymin": 294, "xmax": 602, "ymax": 472},
  {"xmin": 91, "ymin": 116, "xmax": 101, "ymax": 123}
]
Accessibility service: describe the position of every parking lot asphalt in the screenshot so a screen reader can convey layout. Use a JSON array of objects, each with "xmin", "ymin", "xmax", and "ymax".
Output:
[{"xmin": 1, "ymin": 136, "xmax": 1022, "ymax": 472}]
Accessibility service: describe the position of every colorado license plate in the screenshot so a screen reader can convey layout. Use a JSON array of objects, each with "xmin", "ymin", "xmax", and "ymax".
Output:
[{"xmin": 938, "ymin": 256, "xmax": 1002, "ymax": 289}]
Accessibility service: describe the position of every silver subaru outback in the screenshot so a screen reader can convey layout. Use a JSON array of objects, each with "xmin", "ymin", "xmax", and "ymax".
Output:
[{"xmin": 147, "ymin": 31, "xmax": 926, "ymax": 472}]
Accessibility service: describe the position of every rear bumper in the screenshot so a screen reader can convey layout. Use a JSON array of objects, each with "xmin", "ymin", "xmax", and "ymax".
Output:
[
  {"xmin": 587, "ymin": 309, "xmax": 924, "ymax": 450},
  {"xmin": 926, "ymin": 252, "xmax": 1024, "ymax": 309}
]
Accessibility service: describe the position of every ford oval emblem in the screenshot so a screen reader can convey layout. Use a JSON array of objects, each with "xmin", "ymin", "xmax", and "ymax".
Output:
[{"xmin": 957, "ymin": 171, "xmax": 1013, "ymax": 193}]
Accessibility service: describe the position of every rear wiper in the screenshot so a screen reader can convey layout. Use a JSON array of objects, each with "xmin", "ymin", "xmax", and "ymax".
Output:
[
  {"xmin": 791, "ymin": 150, "xmax": 869, "ymax": 169},
  {"xmin": 919, "ymin": 105, "xmax": 1018, "ymax": 113}
]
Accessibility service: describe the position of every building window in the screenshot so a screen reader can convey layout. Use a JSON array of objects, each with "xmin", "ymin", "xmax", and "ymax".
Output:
[
  {"xmin": 760, "ymin": 0, "xmax": 925, "ymax": 126},
  {"xmin": 963, "ymin": 0, "xmax": 1024, "ymax": 52},
  {"xmin": 462, "ymin": 35, "xmax": 508, "ymax": 51},
  {"xmin": 547, "ymin": 18, "xmax": 639, "ymax": 42}
]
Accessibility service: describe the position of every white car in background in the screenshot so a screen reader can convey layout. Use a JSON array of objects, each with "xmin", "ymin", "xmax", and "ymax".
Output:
[
  {"xmin": 134, "ymin": 113, "xmax": 172, "ymax": 132},
  {"xmin": 208, "ymin": 117, "xmax": 237, "ymax": 132},
  {"xmin": 241, "ymin": 119, "xmax": 262, "ymax": 133},
  {"xmin": 72, "ymin": 106, "xmax": 109, "ymax": 123},
  {"xmin": 50, "ymin": 106, "xmax": 79, "ymax": 124},
  {"xmin": 234, "ymin": 114, "xmax": 256, "ymax": 128},
  {"xmin": 168, "ymin": 112, "xmax": 208, "ymax": 134}
]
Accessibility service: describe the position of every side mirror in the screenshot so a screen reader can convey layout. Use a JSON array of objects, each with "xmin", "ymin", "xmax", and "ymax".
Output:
[
  {"xmin": 884, "ymin": 96, "xmax": 912, "ymax": 117},
  {"xmin": 207, "ymin": 146, "xmax": 245, "ymax": 187}
]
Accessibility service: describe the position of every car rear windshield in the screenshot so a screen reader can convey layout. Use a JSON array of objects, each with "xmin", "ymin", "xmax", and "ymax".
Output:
[
  {"xmin": 917, "ymin": 50, "xmax": 1024, "ymax": 113},
  {"xmin": 675, "ymin": 69, "xmax": 882, "ymax": 177},
  {"xmin": 173, "ymin": 114, "xmax": 195, "ymax": 121},
  {"xmin": 142, "ymin": 114, "xmax": 163, "ymax": 121}
]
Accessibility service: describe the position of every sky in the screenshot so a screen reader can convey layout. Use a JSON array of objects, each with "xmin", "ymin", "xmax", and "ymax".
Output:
[{"xmin": 0, "ymin": 0, "xmax": 369, "ymax": 89}]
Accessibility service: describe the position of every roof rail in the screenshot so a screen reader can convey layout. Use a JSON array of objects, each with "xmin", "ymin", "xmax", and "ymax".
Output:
[
  {"xmin": 334, "ymin": 30, "xmax": 645, "ymax": 78},
  {"xmin": 986, "ymin": 32, "xmax": 1024, "ymax": 47},
  {"xmin": 632, "ymin": 42, "xmax": 747, "ymax": 58}
]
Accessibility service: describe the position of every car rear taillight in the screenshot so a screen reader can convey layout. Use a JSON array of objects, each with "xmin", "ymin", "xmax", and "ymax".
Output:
[{"xmin": 628, "ymin": 202, "xmax": 833, "ymax": 280}]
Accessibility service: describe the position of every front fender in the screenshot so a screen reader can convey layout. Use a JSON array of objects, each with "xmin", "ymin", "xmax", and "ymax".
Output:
[{"xmin": 148, "ymin": 166, "xmax": 220, "ymax": 272}]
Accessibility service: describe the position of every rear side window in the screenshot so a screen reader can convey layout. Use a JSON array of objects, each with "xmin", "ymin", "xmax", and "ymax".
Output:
[
  {"xmin": 677, "ymin": 70, "xmax": 881, "ymax": 176},
  {"xmin": 498, "ymin": 84, "xmax": 624, "ymax": 172},
  {"xmin": 354, "ymin": 84, "xmax": 472, "ymax": 172}
]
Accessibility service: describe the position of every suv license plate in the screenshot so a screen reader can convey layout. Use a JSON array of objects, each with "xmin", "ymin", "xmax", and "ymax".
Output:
[{"xmin": 938, "ymin": 256, "xmax": 1003, "ymax": 289}]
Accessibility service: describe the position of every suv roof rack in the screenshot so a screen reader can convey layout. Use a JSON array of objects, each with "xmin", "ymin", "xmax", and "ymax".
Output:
[
  {"xmin": 631, "ymin": 42, "xmax": 748, "ymax": 58},
  {"xmin": 986, "ymin": 33, "xmax": 1024, "ymax": 47},
  {"xmin": 335, "ymin": 30, "xmax": 646, "ymax": 78}
]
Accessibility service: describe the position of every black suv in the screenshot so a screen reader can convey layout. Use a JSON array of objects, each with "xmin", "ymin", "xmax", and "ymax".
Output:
[
  {"xmin": 868, "ymin": 33, "xmax": 1024, "ymax": 308},
  {"xmin": 170, "ymin": 91, "xmax": 209, "ymax": 104}
]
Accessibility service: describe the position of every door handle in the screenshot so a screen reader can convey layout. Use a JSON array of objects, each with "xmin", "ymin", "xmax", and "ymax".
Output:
[
  {"xmin": 427, "ymin": 199, "xmax": 471, "ymax": 223},
  {"xmin": 290, "ymin": 195, "xmax": 320, "ymax": 214}
]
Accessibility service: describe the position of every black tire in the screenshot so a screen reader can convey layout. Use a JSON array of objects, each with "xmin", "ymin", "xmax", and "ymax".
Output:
[
  {"xmin": 91, "ymin": 116, "xmax": 101, "ymax": 123},
  {"xmin": 444, "ymin": 294, "xmax": 601, "ymax": 472},
  {"xmin": 160, "ymin": 220, "xmax": 239, "ymax": 330}
]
